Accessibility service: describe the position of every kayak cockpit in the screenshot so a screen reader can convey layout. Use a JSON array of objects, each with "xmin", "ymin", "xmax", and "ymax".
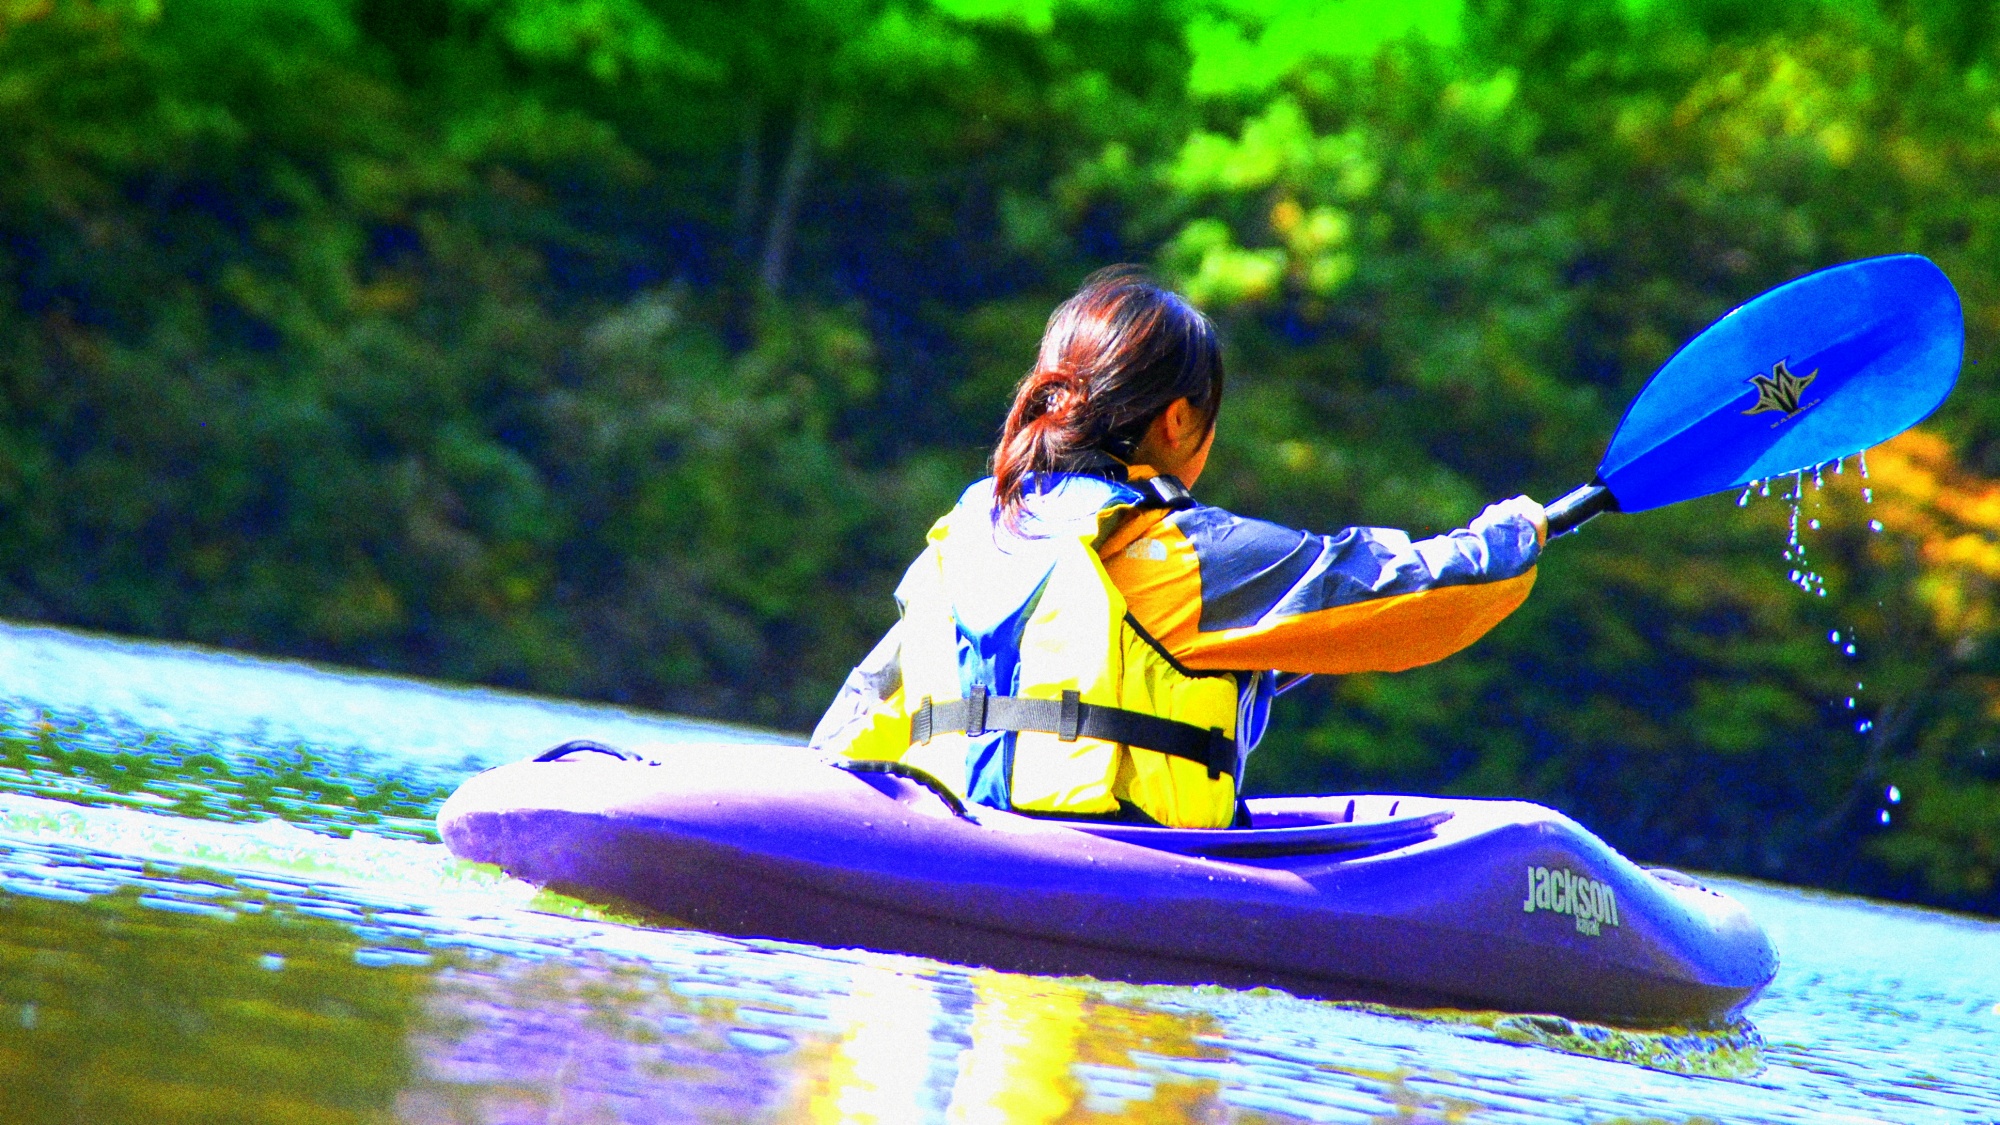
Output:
[
  {"xmin": 832, "ymin": 756, "xmax": 1453, "ymax": 857},
  {"xmin": 1055, "ymin": 800, "xmax": 1453, "ymax": 858}
]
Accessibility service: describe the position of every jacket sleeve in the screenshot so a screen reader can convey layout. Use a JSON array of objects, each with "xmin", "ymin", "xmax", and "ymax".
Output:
[
  {"xmin": 1104, "ymin": 501, "xmax": 1541, "ymax": 675},
  {"xmin": 808, "ymin": 619, "xmax": 904, "ymax": 752}
]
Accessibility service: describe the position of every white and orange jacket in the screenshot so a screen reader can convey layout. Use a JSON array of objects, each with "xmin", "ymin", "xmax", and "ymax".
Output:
[{"xmin": 813, "ymin": 468, "xmax": 1540, "ymax": 827}]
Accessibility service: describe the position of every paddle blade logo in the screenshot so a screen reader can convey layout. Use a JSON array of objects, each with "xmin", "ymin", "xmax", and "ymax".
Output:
[{"xmin": 1741, "ymin": 360, "xmax": 1819, "ymax": 424}]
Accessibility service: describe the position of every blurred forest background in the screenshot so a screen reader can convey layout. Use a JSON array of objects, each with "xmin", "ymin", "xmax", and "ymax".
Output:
[{"xmin": 2, "ymin": 0, "xmax": 1998, "ymax": 912}]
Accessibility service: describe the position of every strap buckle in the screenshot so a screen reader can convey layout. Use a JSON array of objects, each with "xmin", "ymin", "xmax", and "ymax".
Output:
[
  {"xmin": 966, "ymin": 685, "xmax": 988, "ymax": 737},
  {"xmin": 914, "ymin": 696, "xmax": 935, "ymax": 744},
  {"xmin": 1206, "ymin": 727, "xmax": 1230, "ymax": 780},
  {"xmin": 1139, "ymin": 474, "xmax": 1195, "ymax": 511},
  {"xmin": 1057, "ymin": 690, "xmax": 1082, "ymax": 742}
]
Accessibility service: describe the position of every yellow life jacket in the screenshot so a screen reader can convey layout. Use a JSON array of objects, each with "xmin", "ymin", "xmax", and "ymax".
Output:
[{"xmin": 837, "ymin": 473, "xmax": 1247, "ymax": 828}]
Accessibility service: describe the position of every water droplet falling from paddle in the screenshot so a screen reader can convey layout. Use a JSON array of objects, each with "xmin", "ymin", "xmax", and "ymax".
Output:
[
  {"xmin": 1750, "ymin": 458, "xmax": 1877, "ymax": 737},
  {"xmin": 1785, "ymin": 473, "xmax": 1826, "ymax": 595}
]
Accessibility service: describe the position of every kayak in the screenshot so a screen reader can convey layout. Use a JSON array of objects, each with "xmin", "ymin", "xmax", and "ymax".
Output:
[{"xmin": 438, "ymin": 742, "xmax": 1776, "ymax": 1027}]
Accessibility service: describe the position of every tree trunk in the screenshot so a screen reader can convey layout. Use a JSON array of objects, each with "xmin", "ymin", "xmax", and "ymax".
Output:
[
  {"xmin": 759, "ymin": 87, "xmax": 817, "ymax": 295},
  {"xmin": 733, "ymin": 95, "xmax": 761, "ymax": 260}
]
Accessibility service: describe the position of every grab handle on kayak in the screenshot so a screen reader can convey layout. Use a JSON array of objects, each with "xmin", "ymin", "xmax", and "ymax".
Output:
[
  {"xmin": 535, "ymin": 739, "xmax": 649, "ymax": 763},
  {"xmin": 835, "ymin": 758, "xmax": 974, "ymax": 820}
]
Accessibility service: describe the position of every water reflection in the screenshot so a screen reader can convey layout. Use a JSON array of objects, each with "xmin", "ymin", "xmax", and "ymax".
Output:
[
  {"xmin": 413, "ymin": 955, "xmax": 1260, "ymax": 1124},
  {"xmin": 4, "ymin": 816, "xmax": 2000, "ymax": 1124},
  {"xmin": 5, "ymin": 621, "xmax": 2000, "ymax": 1124},
  {"xmin": 0, "ymin": 882, "xmax": 428, "ymax": 1124},
  {"xmin": 803, "ymin": 965, "xmax": 954, "ymax": 1123},
  {"xmin": 411, "ymin": 960, "xmax": 807, "ymax": 1124},
  {"xmin": 932, "ymin": 972, "xmax": 1232, "ymax": 1124},
  {"xmin": 0, "ymin": 828, "xmax": 1293, "ymax": 1125}
]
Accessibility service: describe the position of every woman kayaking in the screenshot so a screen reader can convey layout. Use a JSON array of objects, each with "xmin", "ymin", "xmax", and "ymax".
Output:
[
  {"xmin": 811, "ymin": 266, "xmax": 1546, "ymax": 828},
  {"xmin": 454, "ymin": 256, "xmax": 1934, "ymax": 1020}
]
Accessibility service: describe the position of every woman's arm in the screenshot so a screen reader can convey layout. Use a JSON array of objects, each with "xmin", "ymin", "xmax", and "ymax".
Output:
[
  {"xmin": 1105, "ymin": 498, "xmax": 1542, "ymax": 676},
  {"xmin": 808, "ymin": 620, "xmax": 904, "ymax": 751}
]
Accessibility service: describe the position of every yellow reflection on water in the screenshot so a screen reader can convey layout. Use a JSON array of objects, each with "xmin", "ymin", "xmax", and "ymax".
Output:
[
  {"xmin": 796, "ymin": 967, "xmax": 1239, "ymax": 1125},
  {"xmin": 947, "ymin": 972, "xmax": 1091, "ymax": 1125},
  {"xmin": 947, "ymin": 971, "xmax": 1235, "ymax": 1123},
  {"xmin": 797, "ymin": 965, "xmax": 944, "ymax": 1123}
]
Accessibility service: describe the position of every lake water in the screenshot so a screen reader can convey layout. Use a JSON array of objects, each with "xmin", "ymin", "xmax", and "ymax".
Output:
[{"xmin": 2, "ymin": 618, "xmax": 1998, "ymax": 1124}]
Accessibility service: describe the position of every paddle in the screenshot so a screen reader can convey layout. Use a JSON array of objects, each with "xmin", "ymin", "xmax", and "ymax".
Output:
[
  {"xmin": 1274, "ymin": 254, "xmax": 1963, "ymax": 696},
  {"xmin": 1543, "ymin": 253, "xmax": 1963, "ymax": 536}
]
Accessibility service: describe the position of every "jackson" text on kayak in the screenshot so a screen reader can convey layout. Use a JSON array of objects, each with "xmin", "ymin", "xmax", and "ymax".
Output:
[{"xmin": 1522, "ymin": 866, "xmax": 1620, "ymax": 936}]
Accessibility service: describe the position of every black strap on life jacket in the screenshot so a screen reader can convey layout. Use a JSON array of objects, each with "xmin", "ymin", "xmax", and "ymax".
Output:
[
  {"xmin": 1134, "ymin": 473, "xmax": 1195, "ymax": 510},
  {"xmin": 910, "ymin": 686, "xmax": 1236, "ymax": 781},
  {"xmin": 1043, "ymin": 457, "xmax": 1193, "ymax": 510}
]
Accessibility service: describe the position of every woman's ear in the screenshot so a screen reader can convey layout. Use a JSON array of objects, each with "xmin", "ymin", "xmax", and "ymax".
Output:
[
  {"xmin": 1133, "ymin": 397, "xmax": 1213, "ymax": 483},
  {"xmin": 1135, "ymin": 399, "xmax": 1189, "ymax": 465},
  {"xmin": 1162, "ymin": 397, "xmax": 1200, "ymax": 449}
]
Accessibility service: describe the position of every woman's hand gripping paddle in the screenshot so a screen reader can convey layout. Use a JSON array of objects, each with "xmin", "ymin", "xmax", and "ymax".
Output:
[
  {"xmin": 1275, "ymin": 255, "xmax": 1962, "ymax": 697},
  {"xmin": 1545, "ymin": 254, "xmax": 1964, "ymax": 536}
]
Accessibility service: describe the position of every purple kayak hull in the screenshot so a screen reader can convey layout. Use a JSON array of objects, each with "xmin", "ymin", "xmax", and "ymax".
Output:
[{"xmin": 438, "ymin": 745, "xmax": 1776, "ymax": 1027}]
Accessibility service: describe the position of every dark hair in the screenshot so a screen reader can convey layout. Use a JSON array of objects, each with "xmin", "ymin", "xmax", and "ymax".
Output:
[{"xmin": 992, "ymin": 266, "xmax": 1224, "ymax": 524}]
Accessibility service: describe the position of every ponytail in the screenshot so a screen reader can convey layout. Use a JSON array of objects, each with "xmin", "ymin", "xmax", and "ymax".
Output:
[{"xmin": 992, "ymin": 266, "xmax": 1223, "ymax": 526}]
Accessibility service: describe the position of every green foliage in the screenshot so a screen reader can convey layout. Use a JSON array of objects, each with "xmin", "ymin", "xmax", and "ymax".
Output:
[{"xmin": 3, "ymin": 0, "xmax": 2000, "ymax": 910}]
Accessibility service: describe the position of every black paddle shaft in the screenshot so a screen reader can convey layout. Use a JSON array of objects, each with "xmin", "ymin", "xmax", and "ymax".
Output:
[{"xmin": 1545, "ymin": 482, "xmax": 1618, "ymax": 538}]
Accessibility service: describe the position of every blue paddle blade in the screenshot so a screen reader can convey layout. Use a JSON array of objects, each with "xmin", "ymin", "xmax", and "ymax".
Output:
[{"xmin": 1598, "ymin": 254, "xmax": 1963, "ymax": 512}]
